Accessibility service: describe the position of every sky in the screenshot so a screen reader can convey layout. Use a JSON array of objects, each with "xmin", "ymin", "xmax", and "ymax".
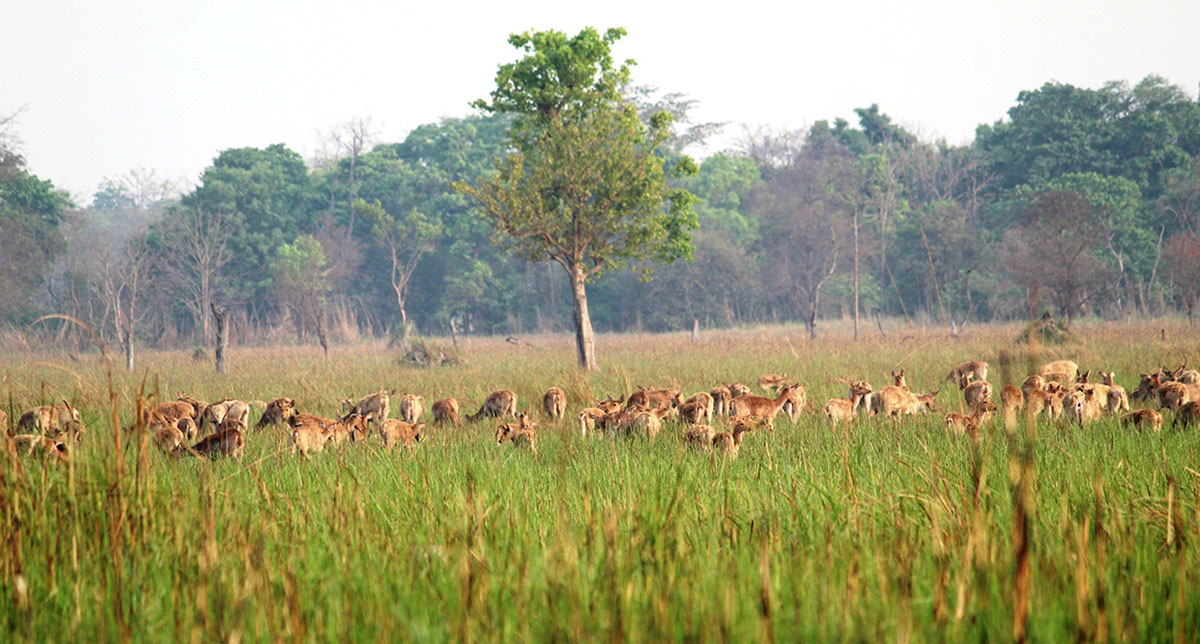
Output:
[{"xmin": 3, "ymin": 0, "xmax": 1199, "ymax": 204}]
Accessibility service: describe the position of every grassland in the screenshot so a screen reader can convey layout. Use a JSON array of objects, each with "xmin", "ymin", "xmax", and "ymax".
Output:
[{"xmin": 2, "ymin": 320, "xmax": 1199, "ymax": 642}]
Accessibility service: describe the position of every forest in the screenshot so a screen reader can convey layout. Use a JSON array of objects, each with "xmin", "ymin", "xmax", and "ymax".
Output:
[{"xmin": 3, "ymin": 71, "xmax": 1200, "ymax": 363}]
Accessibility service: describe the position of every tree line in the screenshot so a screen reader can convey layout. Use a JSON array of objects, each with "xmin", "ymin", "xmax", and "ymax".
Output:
[{"xmin": 3, "ymin": 38, "xmax": 1200, "ymax": 367}]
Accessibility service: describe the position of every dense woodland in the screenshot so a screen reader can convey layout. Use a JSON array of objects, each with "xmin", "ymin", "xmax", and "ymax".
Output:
[{"xmin": 4, "ymin": 73, "xmax": 1200, "ymax": 363}]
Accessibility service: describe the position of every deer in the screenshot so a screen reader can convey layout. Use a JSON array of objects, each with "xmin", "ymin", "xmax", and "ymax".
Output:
[
  {"xmin": 204, "ymin": 399, "xmax": 250, "ymax": 432},
  {"xmin": 255, "ymin": 397, "xmax": 296, "ymax": 429},
  {"xmin": 1155, "ymin": 381, "xmax": 1191, "ymax": 412},
  {"xmin": 1065, "ymin": 388, "xmax": 1104, "ymax": 425},
  {"xmin": 175, "ymin": 392, "xmax": 209, "ymax": 428},
  {"xmin": 1173, "ymin": 401, "xmax": 1200, "ymax": 429},
  {"xmin": 188, "ymin": 426, "xmax": 245, "ymax": 461},
  {"xmin": 678, "ymin": 399, "xmax": 710, "ymax": 425},
  {"xmin": 11, "ymin": 434, "xmax": 71, "ymax": 464},
  {"xmin": 289, "ymin": 422, "xmax": 332, "ymax": 456},
  {"xmin": 1025, "ymin": 384, "xmax": 1066, "ymax": 419},
  {"xmin": 626, "ymin": 387, "xmax": 684, "ymax": 411},
  {"xmin": 711, "ymin": 424, "xmax": 752, "ymax": 458},
  {"xmin": 945, "ymin": 400, "xmax": 998, "ymax": 440},
  {"xmin": 709, "ymin": 386, "xmax": 733, "ymax": 418},
  {"xmin": 1095, "ymin": 371, "xmax": 1130, "ymax": 414},
  {"xmin": 432, "ymin": 398, "xmax": 461, "ymax": 425},
  {"xmin": 947, "ymin": 361, "xmax": 988, "ymax": 390},
  {"xmin": 961, "ymin": 377, "xmax": 992, "ymax": 407},
  {"xmin": 17, "ymin": 400, "xmax": 80, "ymax": 435},
  {"xmin": 495, "ymin": 412, "xmax": 536, "ymax": 453},
  {"xmin": 325, "ymin": 412, "xmax": 370, "ymax": 447},
  {"xmin": 871, "ymin": 387, "xmax": 938, "ymax": 417},
  {"xmin": 399, "ymin": 394, "xmax": 424, "ymax": 423},
  {"xmin": 682, "ymin": 424, "xmax": 716, "ymax": 451},
  {"xmin": 1020, "ymin": 375, "xmax": 1046, "ymax": 399},
  {"xmin": 891, "ymin": 369, "xmax": 907, "ymax": 389},
  {"xmin": 757, "ymin": 373, "xmax": 788, "ymax": 395},
  {"xmin": 1122, "ymin": 409, "xmax": 1163, "ymax": 433},
  {"xmin": 779, "ymin": 384, "xmax": 812, "ymax": 421},
  {"xmin": 1000, "ymin": 385, "xmax": 1024, "ymax": 425},
  {"xmin": 379, "ymin": 419, "xmax": 425, "ymax": 449},
  {"xmin": 340, "ymin": 390, "xmax": 392, "ymax": 427},
  {"xmin": 727, "ymin": 383, "xmax": 753, "ymax": 398},
  {"xmin": 728, "ymin": 384, "xmax": 801, "ymax": 429},
  {"xmin": 629, "ymin": 406, "xmax": 678, "ymax": 438},
  {"xmin": 1041, "ymin": 360, "xmax": 1079, "ymax": 386},
  {"xmin": 468, "ymin": 390, "xmax": 518, "ymax": 421},
  {"xmin": 685, "ymin": 392, "xmax": 715, "ymax": 421},
  {"xmin": 542, "ymin": 387, "xmax": 567, "ymax": 420}
]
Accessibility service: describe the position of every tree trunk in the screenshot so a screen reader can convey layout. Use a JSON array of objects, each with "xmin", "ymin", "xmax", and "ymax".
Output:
[
  {"xmin": 211, "ymin": 302, "xmax": 229, "ymax": 374},
  {"xmin": 122, "ymin": 327, "xmax": 134, "ymax": 372},
  {"xmin": 568, "ymin": 265, "xmax": 597, "ymax": 371}
]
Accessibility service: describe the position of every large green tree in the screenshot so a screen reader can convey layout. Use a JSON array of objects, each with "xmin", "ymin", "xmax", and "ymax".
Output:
[{"xmin": 458, "ymin": 27, "xmax": 697, "ymax": 370}]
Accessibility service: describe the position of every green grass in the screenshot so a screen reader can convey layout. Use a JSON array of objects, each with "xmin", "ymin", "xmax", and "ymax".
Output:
[{"xmin": 2, "ymin": 320, "xmax": 1200, "ymax": 642}]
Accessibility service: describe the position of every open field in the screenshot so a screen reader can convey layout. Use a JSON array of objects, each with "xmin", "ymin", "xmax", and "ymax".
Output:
[{"xmin": 2, "ymin": 320, "xmax": 1200, "ymax": 642}]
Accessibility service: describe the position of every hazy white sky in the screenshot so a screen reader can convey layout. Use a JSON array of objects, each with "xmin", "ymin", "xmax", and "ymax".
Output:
[{"xmin": 3, "ymin": 0, "xmax": 1198, "ymax": 203}]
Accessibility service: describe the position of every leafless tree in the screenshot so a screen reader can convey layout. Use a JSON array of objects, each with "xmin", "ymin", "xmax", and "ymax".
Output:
[
  {"xmin": 158, "ymin": 207, "xmax": 234, "ymax": 341},
  {"xmin": 313, "ymin": 117, "xmax": 379, "ymax": 237},
  {"xmin": 1001, "ymin": 191, "xmax": 1109, "ymax": 324}
]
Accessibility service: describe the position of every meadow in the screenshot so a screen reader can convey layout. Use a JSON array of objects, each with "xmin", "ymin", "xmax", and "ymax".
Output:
[{"xmin": 2, "ymin": 320, "xmax": 1199, "ymax": 642}]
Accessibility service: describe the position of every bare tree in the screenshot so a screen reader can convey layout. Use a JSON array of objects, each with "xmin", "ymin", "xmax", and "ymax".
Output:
[
  {"xmin": 159, "ymin": 207, "xmax": 234, "ymax": 341},
  {"xmin": 1001, "ymin": 191, "xmax": 1108, "ymax": 324},
  {"xmin": 314, "ymin": 117, "xmax": 379, "ymax": 237}
]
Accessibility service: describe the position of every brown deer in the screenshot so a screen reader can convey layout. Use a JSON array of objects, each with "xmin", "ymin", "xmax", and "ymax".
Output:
[
  {"xmin": 379, "ymin": 419, "xmax": 425, "ymax": 448},
  {"xmin": 189, "ymin": 427, "xmax": 245, "ymax": 461},
  {"xmin": 947, "ymin": 361, "xmax": 989, "ymax": 389},
  {"xmin": 1000, "ymin": 385, "xmax": 1024, "ymax": 425},
  {"xmin": 11, "ymin": 434, "xmax": 71, "ymax": 464},
  {"xmin": 682, "ymin": 424, "xmax": 716, "ymax": 451},
  {"xmin": 626, "ymin": 387, "xmax": 684, "ymax": 411},
  {"xmin": 432, "ymin": 398, "xmax": 461, "ymax": 426},
  {"xmin": 1020, "ymin": 375, "xmax": 1046, "ymax": 399},
  {"xmin": 326, "ymin": 412, "xmax": 371, "ymax": 446},
  {"xmin": 1173, "ymin": 401, "xmax": 1200, "ymax": 429},
  {"xmin": 729, "ymin": 384, "xmax": 801, "ymax": 429},
  {"xmin": 341, "ymin": 390, "xmax": 392, "ymax": 427},
  {"xmin": 1099, "ymin": 372, "xmax": 1129, "ymax": 414},
  {"xmin": 871, "ymin": 387, "xmax": 938, "ymax": 417},
  {"xmin": 630, "ymin": 406, "xmax": 678, "ymax": 438},
  {"xmin": 1122, "ymin": 409, "xmax": 1163, "ymax": 433},
  {"xmin": 399, "ymin": 394, "xmax": 424, "ymax": 423},
  {"xmin": 678, "ymin": 400, "xmax": 710, "ymax": 425},
  {"xmin": 1065, "ymin": 388, "xmax": 1103, "ymax": 425},
  {"xmin": 542, "ymin": 387, "xmax": 567, "ymax": 420},
  {"xmin": 727, "ymin": 383, "xmax": 752, "ymax": 398},
  {"xmin": 824, "ymin": 398, "xmax": 856, "ymax": 425},
  {"xmin": 289, "ymin": 423, "xmax": 331, "ymax": 455},
  {"xmin": 711, "ymin": 424, "xmax": 751, "ymax": 458},
  {"xmin": 1025, "ymin": 385, "xmax": 1065, "ymax": 419},
  {"xmin": 578, "ymin": 408, "xmax": 606, "ymax": 436},
  {"xmin": 709, "ymin": 386, "xmax": 733, "ymax": 417},
  {"xmin": 468, "ymin": 390, "xmax": 518, "ymax": 421},
  {"xmin": 686, "ymin": 392, "xmax": 715, "ymax": 421},
  {"xmin": 891, "ymin": 369, "xmax": 907, "ymax": 388},
  {"xmin": 495, "ymin": 412, "xmax": 536, "ymax": 453},
  {"xmin": 17, "ymin": 400, "xmax": 80, "ymax": 434},
  {"xmin": 1041, "ymin": 360, "xmax": 1079, "ymax": 386},
  {"xmin": 962, "ymin": 378, "xmax": 992, "ymax": 407},
  {"xmin": 758, "ymin": 373, "xmax": 787, "ymax": 395},
  {"xmin": 779, "ymin": 385, "xmax": 812, "ymax": 421},
  {"xmin": 1155, "ymin": 381, "xmax": 1191, "ymax": 412},
  {"xmin": 204, "ymin": 399, "xmax": 250, "ymax": 431},
  {"xmin": 255, "ymin": 397, "xmax": 296, "ymax": 429},
  {"xmin": 945, "ymin": 400, "xmax": 998, "ymax": 441}
]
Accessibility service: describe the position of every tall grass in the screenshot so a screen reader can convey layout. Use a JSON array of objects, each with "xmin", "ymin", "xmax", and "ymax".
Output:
[{"xmin": 2, "ymin": 320, "xmax": 1199, "ymax": 642}]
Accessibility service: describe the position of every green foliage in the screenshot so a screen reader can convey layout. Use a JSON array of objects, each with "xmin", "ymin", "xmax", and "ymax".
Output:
[
  {"xmin": 0, "ymin": 146, "xmax": 71, "ymax": 319},
  {"xmin": 180, "ymin": 144, "xmax": 314, "ymax": 302},
  {"xmin": 683, "ymin": 153, "xmax": 763, "ymax": 243}
]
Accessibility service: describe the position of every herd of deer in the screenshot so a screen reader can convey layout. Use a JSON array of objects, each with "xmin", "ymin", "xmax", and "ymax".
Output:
[{"xmin": 5, "ymin": 358, "xmax": 1198, "ymax": 465}]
